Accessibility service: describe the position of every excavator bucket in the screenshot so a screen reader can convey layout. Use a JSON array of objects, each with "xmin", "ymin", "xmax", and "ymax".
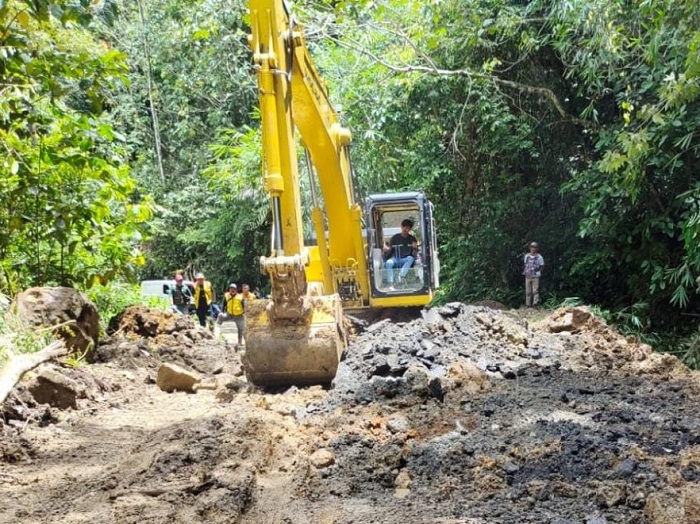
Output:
[{"xmin": 242, "ymin": 295, "xmax": 344, "ymax": 387}]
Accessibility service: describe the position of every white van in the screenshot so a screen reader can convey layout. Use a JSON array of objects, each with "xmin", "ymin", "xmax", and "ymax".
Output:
[
  {"xmin": 140, "ymin": 279, "xmax": 197, "ymax": 312},
  {"xmin": 140, "ymin": 279, "xmax": 173, "ymax": 299}
]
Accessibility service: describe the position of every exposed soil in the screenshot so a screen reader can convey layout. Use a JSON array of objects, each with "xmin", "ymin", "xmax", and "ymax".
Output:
[{"xmin": 2, "ymin": 304, "xmax": 700, "ymax": 524}]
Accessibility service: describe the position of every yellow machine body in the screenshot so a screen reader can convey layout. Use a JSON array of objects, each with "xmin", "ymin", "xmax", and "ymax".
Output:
[{"xmin": 243, "ymin": 0, "xmax": 439, "ymax": 386}]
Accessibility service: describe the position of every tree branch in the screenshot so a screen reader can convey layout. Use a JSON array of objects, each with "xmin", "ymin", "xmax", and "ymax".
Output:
[
  {"xmin": 136, "ymin": 0, "xmax": 166, "ymax": 184},
  {"xmin": 0, "ymin": 340, "xmax": 68, "ymax": 406},
  {"xmin": 493, "ymin": 78, "xmax": 589, "ymax": 127},
  {"xmin": 327, "ymin": 35, "xmax": 589, "ymax": 127}
]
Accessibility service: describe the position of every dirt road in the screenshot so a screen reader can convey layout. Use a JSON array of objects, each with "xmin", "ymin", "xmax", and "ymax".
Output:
[{"xmin": 2, "ymin": 305, "xmax": 700, "ymax": 523}]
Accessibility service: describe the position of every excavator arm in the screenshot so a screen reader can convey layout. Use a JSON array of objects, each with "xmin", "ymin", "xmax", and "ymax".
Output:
[
  {"xmin": 248, "ymin": 0, "xmax": 368, "ymax": 301},
  {"xmin": 243, "ymin": 0, "xmax": 439, "ymax": 387},
  {"xmin": 243, "ymin": 0, "xmax": 365, "ymax": 386}
]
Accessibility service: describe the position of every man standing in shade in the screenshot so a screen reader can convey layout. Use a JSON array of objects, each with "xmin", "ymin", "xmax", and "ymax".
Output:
[
  {"xmin": 523, "ymin": 242, "xmax": 544, "ymax": 308},
  {"xmin": 169, "ymin": 273, "xmax": 192, "ymax": 315}
]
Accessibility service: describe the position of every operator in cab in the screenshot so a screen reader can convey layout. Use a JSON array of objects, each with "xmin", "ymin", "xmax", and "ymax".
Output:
[{"xmin": 383, "ymin": 218, "xmax": 418, "ymax": 287}]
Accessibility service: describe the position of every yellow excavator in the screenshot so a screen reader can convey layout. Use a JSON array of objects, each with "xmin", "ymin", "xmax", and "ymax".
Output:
[{"xmin": 242, "ymin": 0, "xmax": 440, "ymax": 386}]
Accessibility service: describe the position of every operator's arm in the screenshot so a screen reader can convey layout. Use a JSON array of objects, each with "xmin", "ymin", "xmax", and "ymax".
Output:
[{"xmin": 410, "ymin": 235, "xmax": 418, "ymax": 255}]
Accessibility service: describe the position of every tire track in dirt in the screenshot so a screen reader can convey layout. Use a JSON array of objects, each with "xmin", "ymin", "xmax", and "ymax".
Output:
[{"xmin": 1, "ymin": 373, "xmax": 229, "ymax": 523}]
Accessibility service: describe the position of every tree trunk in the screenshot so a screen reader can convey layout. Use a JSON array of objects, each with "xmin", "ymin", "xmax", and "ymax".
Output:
[
  {"xmin": 0, "ymin": 341, "xmax": 67, "ymax": 406},
  {"xmin": 137, "ymin": 0, "xmax": 166, "ymax": 183}
]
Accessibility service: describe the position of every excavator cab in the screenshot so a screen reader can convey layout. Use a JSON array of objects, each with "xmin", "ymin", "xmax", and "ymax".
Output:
[{"xmin": 366, "ymin": 192, "xmax": 440, "ymax": 307}]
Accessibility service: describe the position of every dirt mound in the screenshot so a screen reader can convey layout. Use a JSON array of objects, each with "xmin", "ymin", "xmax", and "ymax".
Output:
[
  {"xmin": 2, "ymin": 303, "xmax": 700, "ymax": 523},
  {"xmin": 295, "ymin": 304, "xmax": 700, "ymax": 523},
  {"xmin": 107, "ymin": 305, "xmax": 196, "ymax": 338},
  {"xmin": 328, "ymin": 304, "xmax": 694, "ymax": 407},
  {"xmin": 96, "ymin": 306, "xmax": 233, "ymax": 376}
]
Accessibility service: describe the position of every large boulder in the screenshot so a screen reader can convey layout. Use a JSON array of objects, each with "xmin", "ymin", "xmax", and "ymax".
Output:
[{"xmin": 14, "ymin": 287, "xmax": 99, "ymax": 359}]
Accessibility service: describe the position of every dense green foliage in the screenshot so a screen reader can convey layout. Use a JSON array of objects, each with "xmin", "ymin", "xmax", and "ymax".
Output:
[
  {"xmin": 311, "ymin": 0, "xmax": 700, "ymax": 338},
  {"xmin": 563, "ymin": 1, "xmax": 700, "ymax": 313},
  {"xmin": 307, "ymin": 0, "xmax": 591, "ymax": 305},
  {"xmin": 3, "ymin": 0, "xmax": 700, "ymax": 361},
  {"xmin": 107, "ymin": 0, "xmax": 267, "ymax": 292},
  {"xmin": 0, "ymin": 0, "xmax": 152, "ymax": 292}
]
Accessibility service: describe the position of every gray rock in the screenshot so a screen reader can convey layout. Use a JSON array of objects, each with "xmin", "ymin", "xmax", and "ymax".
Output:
[
  {"xmin": 421, "ymin": 339, "xmax": 437, "ymax": 352},
  {"xmin": 386, "ymin": 415, "xmax": 410, "ymax": 433},
  {"xmin": 180, "ymin": 346, "xmax": 225, "ymax": 375},
  {"xmin": 403, "ymin": 364, "xmax": 430, "ymax": 394},
  {"xmin": 437, "ymin": 302, "xmax": 463, "ymax": 317},
  {"xmin": 524, "ymin": 347, "xmax": 542, "ymax": 359},
  {"xmin": 502, "ymin": 462, "xmax": 520, "ymax": 474},
  {"xmin": 612, "ymin": 458, "xmax": 637, "ymax": 478},
  {"xmin": 420, "ymin": 308, "xmax": 444, "ymax": 326},
  {"xmin": 423, "ymin": 345, "xmax": 440, "ymax": 360},
  {"xmin": 386, "ymin": 354, "xmax": 400, "ymax": 369},
  {"xmin": 370, "ymin": 376, "xmax": 401, "ymax": 398}
]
